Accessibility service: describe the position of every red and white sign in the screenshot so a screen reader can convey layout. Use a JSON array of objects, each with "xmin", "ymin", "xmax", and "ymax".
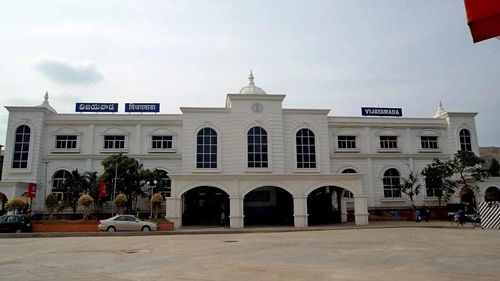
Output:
[
  {"xmin": 99, "ymin": 182, "xmax": 107, "ymax": 197},
  {"xmin": 27, "ymin": 183, "xmax": 37, "ymax": 198}
]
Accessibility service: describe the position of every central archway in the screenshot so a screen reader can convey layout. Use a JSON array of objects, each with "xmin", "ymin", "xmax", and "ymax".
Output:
[
  {"xmin": 244, "ymin": 186, "xmax": 293, "ymax": 226},
  {"xmin": 307, "ymin": 186, "xmax": 342, "ymax": 225},
  {"xmin": 181, "ymin": 186, "xmax": 229, "ymax": 226}
]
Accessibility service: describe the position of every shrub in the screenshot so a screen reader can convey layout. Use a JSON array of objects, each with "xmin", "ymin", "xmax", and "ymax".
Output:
[
  {"xmin": 5, "ymin": 198, "xmax": 27, "ymax": 214},
  {"xmin": 77, "ymin": 194, "xmax": 94, "ymax": 219},
  {"xmin": 151, "ymin": 192, "xmax": 164, "ymax": 218},
  {"xmin": 114, "ymin": 193, "xmax": 127, "ymax": 214},
  {"xmin": 45, "ymin": 194, "xmax": 59, "ymax": 220}
]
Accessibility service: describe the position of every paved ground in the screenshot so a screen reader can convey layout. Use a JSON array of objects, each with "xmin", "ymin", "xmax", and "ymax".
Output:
[{"xmin": 1, "ymin": 221, "xmax": 499, "ymax": 281}]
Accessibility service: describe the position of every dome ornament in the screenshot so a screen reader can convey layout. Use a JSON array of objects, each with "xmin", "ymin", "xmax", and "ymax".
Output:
[
  {"xmin": 238, "ymin": 70, "xmax": 267, "ymax": 95},
  {"xmin": 433, "ymin": 99, "xmax": 447, "ymax": 118}
]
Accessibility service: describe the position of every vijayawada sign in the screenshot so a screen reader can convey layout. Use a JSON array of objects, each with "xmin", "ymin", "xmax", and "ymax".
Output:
[{"xmin": 361, "ymin": 107, "xmax": 402, "ymax": 117}]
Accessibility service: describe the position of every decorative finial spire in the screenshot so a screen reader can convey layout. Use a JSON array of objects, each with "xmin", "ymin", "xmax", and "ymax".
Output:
[
  {"xmin": 433, "ymin": 99, "xmax": 447, "ymax": 117},
  {"xmin": 248, "ymin": 70, "xmax": 255, "ymax": 86},
  {"xmin": 43, "ymin": 91, "xmax": 49, "ymax": 106}
]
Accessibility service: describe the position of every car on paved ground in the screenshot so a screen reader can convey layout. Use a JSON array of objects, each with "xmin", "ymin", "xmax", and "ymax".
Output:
[
  {"xmin": 0, "ymin": 214, "xmax": 33, "ymax": 233},
  {"xmin": 98, "ymin": 215, "xmax": 158, "ymax": 232}
]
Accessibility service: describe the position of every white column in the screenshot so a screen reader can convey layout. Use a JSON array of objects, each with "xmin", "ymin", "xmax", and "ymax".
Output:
[
  {"xmin": 354, "ymin": 195, "xmax": 369, "ymax": 225},
  {"xmin": 340, "ymin": 190, "xmax": 348, "ymax": 223},
  {"xmin": 165, "ymin": 197, "xmax": 182, "ymax": 229},
  {"xmin": 229, "ymin": 196, "xmax": 244, "ymax": 228},
  {"xmin": 293, "ymin": 195, "xmax": 308, "ymax": 227}
]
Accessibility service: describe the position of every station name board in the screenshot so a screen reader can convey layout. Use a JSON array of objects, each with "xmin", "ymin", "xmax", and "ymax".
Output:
[
  {"xmin": 125, "ymin": 103, "xmax": 160, "ymax": 113},
  {"xmin": 361, "ymin": 107, "xmax": 402, "ymax": 117},
  {"xmin": 76, "ymin": 103, "xmax": 118, "ymax": 112}
]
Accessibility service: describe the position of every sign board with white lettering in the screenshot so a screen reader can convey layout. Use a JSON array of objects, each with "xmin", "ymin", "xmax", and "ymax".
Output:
[
  {"xmin": 125, "ymin": 103, "xmax": 160, "ymax": 113},
  {"xmin": 361, "ymin": 107, "xmax": 402, "ymax": 117},
  {"xmin": 76, "ymin": 103, "xmax": 118, "ymax": 112}
]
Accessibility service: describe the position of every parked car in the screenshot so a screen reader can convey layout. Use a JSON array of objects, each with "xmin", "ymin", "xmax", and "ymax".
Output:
[
  {"xmin": 98, "ymin": 215, "xmax": 158, "ymax": 232},
  {"xmin": 0, "ymin": 214, "xmax": 33, "ymax": 233}
]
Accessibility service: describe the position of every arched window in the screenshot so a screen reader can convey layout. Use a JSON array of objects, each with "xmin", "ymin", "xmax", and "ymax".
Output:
[
  {"xmin": 459, "ymin": 129, "xmax": 472, "ymax": 151},
  {"xmin": 196, "ymin": 128, "xmax": 217, "ymax": 169},
  {"xmin": 248, "ymin": 126, "xmax": 268, "ymax": 168},
  {"xmin": 52, "ymin": 170, "xmax": 71, "ymax": 201},
  {"xmin": 12, "ymin": 125, "xmax": 31, "ymax": 169},
  {"xmin": 158, "ymin": 169, "xmax": 172, "ymax": 198},
  {"xmin": 383, "ymin": 168, "xmax": 401, "ymax": 198},
  {"xmin": 342, "ymin": 168, "xmax": 357, "ymax": 198},
  {"xmin": 296, "ymin": 129, "xmax": 316, "ymax": 168}
]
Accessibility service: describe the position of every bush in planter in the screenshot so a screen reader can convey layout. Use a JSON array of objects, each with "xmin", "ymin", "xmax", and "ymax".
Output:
[
  {"xmin": 114, "ymin": 193, "xmax": 127, "ymax": 215},
  {"xmin": 5, "ymin": 198, "xmax": 27, "ymax": 214},
  {"xmin": 151, "ymin": 192, "xmax": 164, "ymax": 218},
  {"xmin": 77, "ymin": 194, "xmax": 94, "ymax": 220}
]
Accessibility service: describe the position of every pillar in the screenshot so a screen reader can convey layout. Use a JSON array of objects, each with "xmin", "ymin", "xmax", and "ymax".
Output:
[
  {"xmin": 229, "ymin": 196, "xmax": 244, "ymax": 228},
  {"xmin": 165, "ymin": 196, "xmax": 182, "ymax": 229},
  {"xmin": 354, "ymin": 195, "xmax": 369, "ymax": 225},
  {"xmin": 293, "ymin": 195, "xmax": 308, "ymax": 227}
]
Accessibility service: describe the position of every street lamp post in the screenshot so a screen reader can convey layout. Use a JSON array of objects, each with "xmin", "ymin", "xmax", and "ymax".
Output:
[
  {"xmin": 111, "ymin": 162, "xmax": 118, "ymax": 217},
  {"xmin": 147, "ymin": 180, "xmax": 157, "ymax": 218},
  {"xmin": 43, "ymin": 161, "xmax": 49, "ymax": 220}
]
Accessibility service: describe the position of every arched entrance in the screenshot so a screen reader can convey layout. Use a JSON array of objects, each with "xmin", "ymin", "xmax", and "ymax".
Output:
[
  {"xmin": 0, "ymin": 193, "xmax": 7, "ymax": 215},
  {"xmin": 307, "ymin": 186, "xmax": 342, "ymax": 225},
  {"xmin": 182, "ymin": 186, "xmax": 229, "ymax": 226},
  {"xmin": 485, "ymin": 186, "xmax": 500, "ymax": 202},
  {"xmin": 244, "ymin": 186, "xmax": 293, "ymax": 226}
]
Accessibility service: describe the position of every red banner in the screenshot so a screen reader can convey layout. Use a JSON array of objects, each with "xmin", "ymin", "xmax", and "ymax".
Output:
[
  {"xmin": 464, "ymin": 0, "xmax": 500, "ymax": 43},
  {"xmin": 27, "ymin": 183, "xmax": 37, "ymax": 198},
  {"xmin": 99, "ymin": 182, "xmax": 107, "ymax": 197}
]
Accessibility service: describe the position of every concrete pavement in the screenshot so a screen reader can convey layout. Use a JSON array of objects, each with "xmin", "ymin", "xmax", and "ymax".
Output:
[{"xmin": 1, "ymin": 220, "xmax": 499, "ymax": 280}]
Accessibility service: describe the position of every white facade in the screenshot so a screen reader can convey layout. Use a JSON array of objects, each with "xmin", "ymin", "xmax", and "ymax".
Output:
[{"xmin": 1, "ymin": 72, "xmax": 498, "ymax": 228}]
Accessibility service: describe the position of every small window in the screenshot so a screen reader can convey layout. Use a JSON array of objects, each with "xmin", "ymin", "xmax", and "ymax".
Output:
[
  {"xmin": 338, "ymin": 136, "xmax": 356, "ymax": 149},
  {"xmin": 459, "ymin": 129, "xmax": 472, "ymax": 151},
  {"xmin": 425, "ymin": 178, "xmax": 437, "ymax": 197},
  {"xmin": 56, "ymin": 135, "xmax": 78, "ymax": 149},
  {"xmin": 421, "ymin": 136, "xmax": 438, "ymax": 149},
  {"xmin": 104, "ymin": 136, "xmax": 125, "ymax": 149},
  {"xmin": 380, "ymin": 136, "xmax": 398, "ymax": 149},
  {"xmin": 152, "ymin": 136, "xmax": 173, "ymax": 149}
]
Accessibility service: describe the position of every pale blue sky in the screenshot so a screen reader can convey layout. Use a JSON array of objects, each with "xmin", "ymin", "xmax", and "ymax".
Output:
[{"xmin": 1, "ymin": 0, "xmax": 499, "ymax": 146}]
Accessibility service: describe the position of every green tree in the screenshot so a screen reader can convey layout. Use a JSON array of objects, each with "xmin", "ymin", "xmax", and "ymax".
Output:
[
  {"xmin": 45, "ymin": 193, "xmax": 59, "ymax": 220},
  {"xmin": 77, "ymin": 194, "xmax": 94, "ymax": 220},
  {"xmin": 151, "ymin": 192, "xmax": 164, "ymax": 219},
  {"xmin": 448, "ymin": 151, "xmax": 488, "ymax": 193},
  {"xmin": 5, "ymin": 198, "xmax": 27, "ymax": 214},
  {"xmin": 100, "ymin": 153, "xmax": 146, "ymax": 214},
  {"xmin": 488, "ymin": 158, "xmax": 500, "ymax": 177},
  {"xmin": 59, "ymin": 169, "xmax": 86, "ymax": 215},
  {"xmin": 421, "ymin": 158, "xmax": 454, "ymax": 208},
  {"xmin": 398, "ymin": 164, "xmax": 422, "ymax": 206}
]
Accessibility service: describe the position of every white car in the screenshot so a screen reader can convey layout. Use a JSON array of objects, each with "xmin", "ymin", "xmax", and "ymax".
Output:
[{"xmin": 98, "ymin": 215, "xmax": 158, "ymax": 232}]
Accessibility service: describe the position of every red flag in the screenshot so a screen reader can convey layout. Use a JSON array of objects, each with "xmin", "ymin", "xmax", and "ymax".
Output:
[
  {"xmin": 99, "ymin": 182, "xmax": 107, "ymax": 197},
  {"xmin": 464, "ymin": 0, "xmax": 500, "ymax": 43},
  {"xmin": 27, "ymin": 183, "xmax": 37, "ymax": 198}
]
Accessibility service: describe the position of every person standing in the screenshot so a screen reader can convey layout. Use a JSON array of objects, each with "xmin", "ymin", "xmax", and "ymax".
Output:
[
  {"xmin": 425, "ymin": 208, "xmax": 430, "ymax": 222},
  {"xmin": 414, "ymin": 209, "xmax": 421, "ymax": 222}
]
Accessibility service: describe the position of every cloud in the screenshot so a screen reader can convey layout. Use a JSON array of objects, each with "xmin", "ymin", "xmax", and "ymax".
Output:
[{"xmin": 31, "ymin": 55, "xmax": 103, "ymax": 85}]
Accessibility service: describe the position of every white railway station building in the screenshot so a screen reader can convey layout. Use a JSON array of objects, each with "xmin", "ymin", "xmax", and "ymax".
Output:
[{"xmin": 1, "ymin": 72, "xmax": 499, "ymax": 228}]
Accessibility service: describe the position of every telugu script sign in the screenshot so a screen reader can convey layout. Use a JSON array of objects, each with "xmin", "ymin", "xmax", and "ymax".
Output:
[
  {"xmin": 125, "ymin": 103, "xmax": 160, "ymax": 113},
  {"xmin": 76, "ymin": 103, "xmax": 118, "ymax": 112},
  {"xmin": 361, "ymin": 107, "xmax": 402, "ymax": 117}
]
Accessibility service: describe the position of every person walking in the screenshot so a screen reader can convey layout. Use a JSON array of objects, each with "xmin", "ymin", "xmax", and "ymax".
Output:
[{"xmin": 414, "ymin": 209, "xmax": 421, "ymax": 222}]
